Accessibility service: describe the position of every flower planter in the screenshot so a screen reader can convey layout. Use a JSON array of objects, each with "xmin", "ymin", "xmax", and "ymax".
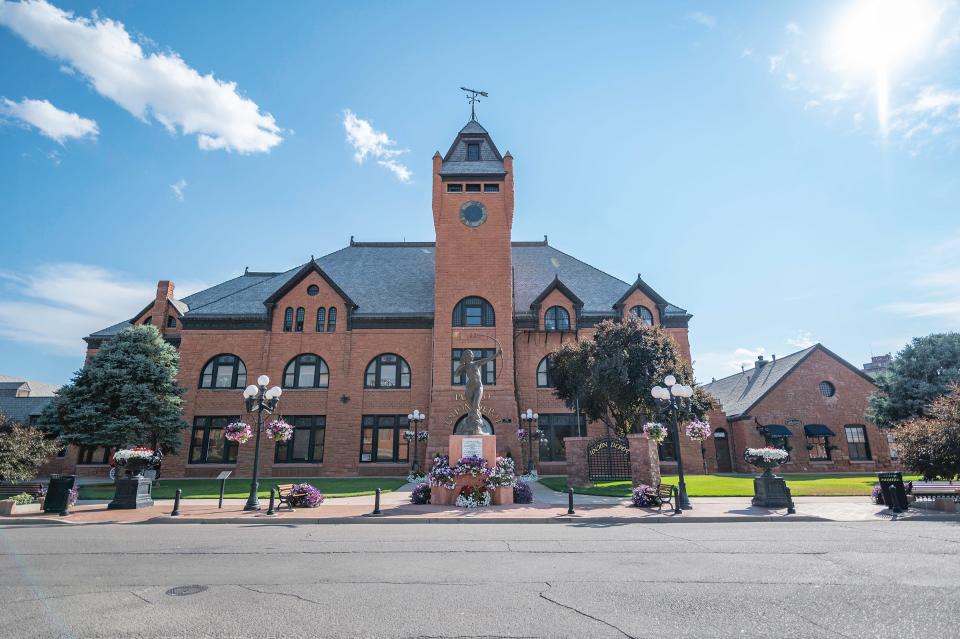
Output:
[
  {"xmin": 0, "ymin": 499, "xmax": 15, "ymax": 516},
  {"xmin": 108, "ymin": 475, "xmax": 154, "ymax": 509},
  {"xmin": 744, "ymin": 448, "xmax": 794, "ymax": 509}
]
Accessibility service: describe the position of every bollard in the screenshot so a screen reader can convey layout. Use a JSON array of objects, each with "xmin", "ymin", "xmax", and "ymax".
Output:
[
  {"xmin": 567, "ymin": 487, "xmax": 575, "ymax": 515},
  {"xmin": 673, "ymin": 486, "xmax": 682, "ymax": 515},
  {"xmin": 266, "ymin": 487, "xmax": 276, "ymax": 515},
  {"xmin": 786, "ymin": 486, "xmax": 796, "ymax": 515},
  {"xmin": 171, "ymin": 488, "xmax": 181, "ymax": 517},
  {"xmin": 373, "ymin": 487, "xmax": 382, "ymax": 515}
]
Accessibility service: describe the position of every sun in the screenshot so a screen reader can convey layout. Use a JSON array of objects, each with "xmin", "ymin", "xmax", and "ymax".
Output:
[{"xmin": 826, "ymin": 0, "xmax": 943, "ymax": 135}]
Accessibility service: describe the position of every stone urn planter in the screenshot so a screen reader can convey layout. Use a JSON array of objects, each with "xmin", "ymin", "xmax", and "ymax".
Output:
[
  {"xmin": 0, "ymin": 499, "xmax": 15, "ymax": 516},
  {"xmin": 744, "ymin": 448, "xmax": 795, "ymax": 509},
  {"xmin": 109, "ymin": 448, "xmax": 162, "ymax": 509}
]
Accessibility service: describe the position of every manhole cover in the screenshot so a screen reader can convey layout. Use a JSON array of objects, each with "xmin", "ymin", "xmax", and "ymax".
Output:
[{"xmin": 165, "ymin": 585, "xmax": 208, "ymax": 597}]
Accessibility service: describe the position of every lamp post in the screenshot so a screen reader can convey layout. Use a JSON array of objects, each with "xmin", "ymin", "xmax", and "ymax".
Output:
[
  {"xmin": 407, "ymin": 409, "xmax": 426, "ymax": 473},
  {"xmin": 651, "ymin": 375, "xmax": 694, "ymax": 510},
  {"xmin": 241, "ymin": 375, "xmax": 282, "ymax": 511},
  {"xmin": 521, "ymin": 408, "xmax": 539, "ymax": 475}
]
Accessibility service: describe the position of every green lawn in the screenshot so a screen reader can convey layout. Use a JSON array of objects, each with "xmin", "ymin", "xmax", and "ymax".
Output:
[
  {"xmin": 538, "ymin": 474, "xmax": 921, "ymax": 498},
  {"xmin": 78, "ymin": 477, "xmax": 406, "ymax": 500}
]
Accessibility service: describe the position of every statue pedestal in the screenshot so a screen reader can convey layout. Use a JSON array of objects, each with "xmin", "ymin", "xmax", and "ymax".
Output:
[{"xmin": 431, "ymin": 435, "xmax": 513, "ymax": 506}]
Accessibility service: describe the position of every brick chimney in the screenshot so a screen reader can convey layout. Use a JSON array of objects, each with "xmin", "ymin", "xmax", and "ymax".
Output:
[{"xmin": 755, "ymin": 355, "xmax": 767, "ymax": 371}]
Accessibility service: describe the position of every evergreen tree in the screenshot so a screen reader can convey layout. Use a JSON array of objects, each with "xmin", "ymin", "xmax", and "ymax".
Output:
[
  {"xmin": 868, "ymin": 333, "xmax": 960, "ymax": 428},
  {"xmin": 39, "ymin": 325, "xmax": 187, "ymax": 451},
  {"xmin": 0, "ymin": 415, "xmax": 61, "ymax": 482},
  {"xmin": 549, "ymin": 317, "xmax": 712, "ymax": 437}
]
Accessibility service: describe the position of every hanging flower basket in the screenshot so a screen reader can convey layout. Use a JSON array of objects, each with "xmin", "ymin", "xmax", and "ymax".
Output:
[
  {"xmin": 224, "ymin": 421, "xmax": 252, "ymax": 444},
  {"xmin": 403, "ymin": 430, "xmax": 429, "ymax": 442},
  {"xmin": 265, "ymin": 418, "xmax": 293, "ymax": 442},
  {"xmin": 516, "ymin": 428, "xmax": 542, "ymax": 442},
  {"xmin": 643, "ymin": 422, "xmax": 667, "ymax": 442},
  {"xmin": 686, "ymin": 420, "xmax": 712, "ymax": 441}
]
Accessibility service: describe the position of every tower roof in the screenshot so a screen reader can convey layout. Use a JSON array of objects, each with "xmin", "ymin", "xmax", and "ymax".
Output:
[{"xmin": 440, "ymin": 119, "xmax": 506, "ymax": 177}]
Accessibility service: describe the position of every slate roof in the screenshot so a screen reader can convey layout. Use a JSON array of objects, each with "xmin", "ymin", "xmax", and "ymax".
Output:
[
  {"xmin": 0, "ymin": 374, "xmax": 61, "ymax": 397},
  {"xmin": 86, "ymin": 240, "xmax": 688, "ymax": 338},
  {"xmin": 699, "ymin": 346, "xmax": 818, "ymax": 419},
  {"xmin": 440, "ymin": 119, "xmax": 506, "ymax": 176},
  {"xmin": 0, "ymin": 397, "xmax": 53, "ymax": 424}
]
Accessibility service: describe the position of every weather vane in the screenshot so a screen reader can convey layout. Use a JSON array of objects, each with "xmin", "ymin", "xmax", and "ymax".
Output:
[{"xmin": 460, "ymin": 87, "xmax": 488, "ymax": 121}]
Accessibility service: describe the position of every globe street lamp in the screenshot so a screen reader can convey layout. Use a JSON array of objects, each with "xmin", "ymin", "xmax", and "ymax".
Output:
[
  {"xmin": 651, "ymin": 375, "xmax": 695, "ymax": 510},
  {"xmin": 407, "ymin": 409, "xmax": 426, "ymax": 473},
  {"xmin": 241, "ymin": 375, "xmax": 282, "ymax": 511},
  {"xmin": 521, "ymin": 408, "xmax": 539, "ymax": 475}
]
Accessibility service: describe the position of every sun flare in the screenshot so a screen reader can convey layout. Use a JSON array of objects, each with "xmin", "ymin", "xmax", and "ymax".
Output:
[{"xmin": 827, "ymin": 0, "xmax": 942, "ymax": 135}]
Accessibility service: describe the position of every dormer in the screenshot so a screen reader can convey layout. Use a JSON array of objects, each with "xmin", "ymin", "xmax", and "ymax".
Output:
[{"xmin": 530, "ymin": 276, "xmax": 583, "ymax": 331}]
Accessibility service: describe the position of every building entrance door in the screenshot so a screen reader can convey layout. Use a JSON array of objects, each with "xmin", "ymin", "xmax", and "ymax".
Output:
[{"xmin": 714, "ymin": 428, "xmax": 732, "ymax": 473}]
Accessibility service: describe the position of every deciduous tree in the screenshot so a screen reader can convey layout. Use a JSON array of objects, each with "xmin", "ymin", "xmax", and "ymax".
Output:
[
  {"xmin": 897, "ymin": 384, "xmax": 960, "ymax": 481},
  {"xmin": 0, "ymin": 415, "xmax": 61, "ymax": 482}
]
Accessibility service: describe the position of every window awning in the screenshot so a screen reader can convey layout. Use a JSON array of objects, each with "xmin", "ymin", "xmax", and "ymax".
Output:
[
  {"xmin": 765, "ymin": 424, "xmax": 793, "ymax": 438},
  {"xmin": 804, "ymin": 424, "xmax": 836, "ymax": 437}
]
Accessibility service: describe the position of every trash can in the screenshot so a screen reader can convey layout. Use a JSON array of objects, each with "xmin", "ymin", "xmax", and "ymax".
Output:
[{"xmin": 44, "ymin": 474, "xmax": 76, "ymax": 515}]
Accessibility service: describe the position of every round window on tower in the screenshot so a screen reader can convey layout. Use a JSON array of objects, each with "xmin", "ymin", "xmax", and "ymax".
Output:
[{"xmin": 459, "ymin": 201, "xmax": 487, "ymax": 228}]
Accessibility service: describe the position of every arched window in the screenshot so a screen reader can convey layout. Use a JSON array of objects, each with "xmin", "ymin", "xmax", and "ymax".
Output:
[
  {"xmin": 365, "ymin": 353, "xmax": 411, "ymax": 389},
  {"xmin": 327, "ymin": 307, "xmax": 337, "ymax": 332},
  {"xmin": 283, "ymin": 354, "xmax": 329, "ymax": 388},
  {"xmin": 630, "ymin": 305, "xmax": 654, "ymax": 326},
  {"xmin": 537, "ymin": 355, "xmax": 555, "ymax": 388},
  {"xmin": 199, "ymin": 354, "xmax": 247, "ymax": 389},
  {"xmin": 544, "ymin": 306, "xmax": 570, "ymax": 331},
  {"xmin": 452, "ymin": 296, "xmax": 495, "ymax": 327},
  {"xmin": 295, "ymin": 307, "xmax": 305, "ymax": 332},
  {"xmin": 283, "ymin": 307, "xmax": 293, "ymax": 332},
  {"xmin": 315, "ymin": 307, "xmax": 326, "ymax": 332}
]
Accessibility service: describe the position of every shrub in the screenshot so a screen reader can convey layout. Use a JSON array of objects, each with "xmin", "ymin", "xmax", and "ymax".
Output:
[
  {"xmin": 631, "ymin": 484, "xmax": 662, "ymax": 508},
  {"xmin": 513, "ymin": 480, "xmax": 534, "ymax": 504},
  {"xmin": 871, "ymin": 483, "xmax": 884, "ymax": 505},
  {"xmin": 68, "ymin": 487, "xmax": 78, "ymax": 505},
  {"xmin": 410, "ymin": 482, "xmax": 431, "ymax": 505},
  {"xmin": 289, "ymin": 483, "xmax": 324, "ymax": 507},
  {"xmin": 12, "ymin": 493, "xmax": 34, "ymax": 505}
]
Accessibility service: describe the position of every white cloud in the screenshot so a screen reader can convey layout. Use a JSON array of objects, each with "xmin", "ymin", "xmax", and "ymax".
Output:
[
  {"xmin": 785, "ymin": 22, "xmax": 802, "ymax": 36},
  {"xmin": 741, "ymin": 48, "xmax": 753, "ymax": 58},
  {"xmin": 769, "ymin": 54, "xmax": 784, "ymax": 73},
  {"xmin": 0, "ymin": 264, "xmax": 154, "ymax": 354},
  {"xmin": 0, "ymin": 96, "xmax": 97, "ymax": 143},
  {"xmin": 169, "ymin": 178, "xmax": 187, "ymax": 202},
  {"xmin": 0, "ymin": 0, "xmax": 282, "ymax": 153},
  {"xmin": 685, "ymin": 11, "xmax": 717, "ymax": 29},
  {"xmin": 786, "ymin": 330, "xmax": 817, "ymax": 349},
  {"xmin": 693, "ymin": 346, "xmax": 766, "ymax": 382},
  {"xmin": 881, "ymin": 230, "xmax": 960, "ymax": 324},
  {"xmin": 342, "ymin": 109, "xmax": 412, "ymax": 182}
]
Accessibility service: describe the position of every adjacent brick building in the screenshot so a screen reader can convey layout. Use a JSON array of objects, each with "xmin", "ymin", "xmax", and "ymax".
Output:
[
  {"xmin": 73, "ymin": 116, "xmax": 697, "ymax": 479},
  {"xmin": 701, "ymin": 345, "xmax": 900, "ymax": 474}
]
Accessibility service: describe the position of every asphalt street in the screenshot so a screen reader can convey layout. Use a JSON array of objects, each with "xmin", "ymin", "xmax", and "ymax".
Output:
[{"xmin": 1, "ymin": 521, "xmax": 958, "ymax": 638}]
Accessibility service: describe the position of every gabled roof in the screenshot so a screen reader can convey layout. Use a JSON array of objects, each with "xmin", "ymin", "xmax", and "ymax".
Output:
[
  {"xmin": 529, "ymin": 276, "xmax": 584, "ymax": 310},
  {"xmin": 0, "ymin": 374, "xmax": 61, "ymax": 397},
  {"xmin": 700, "ymin": 344, "xmax": 875, "ymax": 419},
  {"xmin": 263, "ymin": 261, "xmax": 357, "ymax": 310},
  {"xmin": 440, "ymin": 119, "xmax": 506, "ymax": 177},
  {"xmin": 87, "ymin": 240, "xmax": 691, "ymax": 337}
]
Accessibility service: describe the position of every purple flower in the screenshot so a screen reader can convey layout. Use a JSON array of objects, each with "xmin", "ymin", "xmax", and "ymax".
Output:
[
  {"xmin": 513, "ymin": 480, "xmax": 534, "ymax": 504},
  {"xmin": 410, "ymin": 482, "xmax": 431, "ymax": 505},
  {"xmin": 289, "ymin": 483, "xmax": 325, "ymax": 508},
  {"xmin": 631, "ymin": 484, "xmax": 662, "ymax": 508}
]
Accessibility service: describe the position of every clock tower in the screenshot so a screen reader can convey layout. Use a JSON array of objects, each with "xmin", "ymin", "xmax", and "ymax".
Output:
[{"xmin": 428, "ymin": 117, "xmax": 517, "ymax": 445}]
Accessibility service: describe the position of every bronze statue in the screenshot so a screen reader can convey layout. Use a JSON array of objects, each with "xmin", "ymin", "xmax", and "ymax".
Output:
[{"xmin": 454, "ymin": 348, "xmax": 502, "ymax": 435}]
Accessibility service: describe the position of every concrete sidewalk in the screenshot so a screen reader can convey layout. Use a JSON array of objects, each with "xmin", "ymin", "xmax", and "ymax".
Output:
[{"xmin": 4, "ymin": 481, "xmax": 957, "ymax": 525}]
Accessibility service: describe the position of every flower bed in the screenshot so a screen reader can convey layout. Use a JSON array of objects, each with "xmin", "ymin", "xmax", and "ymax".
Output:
[
  {"xmin": 513, "ymin": 480, "xmax": 534, "ymax": 504},
  {"xmin": 489, "ymin": 457, "xmax": 516, "ymax": 487},
  {"xmin": 410, "ymin": 482, "xmax": 431, "ymax": 505},
  {"xmin": 455, "ymin": 485, "xmax": 492, "ymax": 508},
  {"xmin": 289, "ymin": 483, "xmax": 324, "ymax": 507},
  {"xmin": 429, "ymin": 455, "xmax": 457, "ymax": 489},
  {"xmin": 631, "ymin": 484, "xmax": 662, "ymax": 508}
]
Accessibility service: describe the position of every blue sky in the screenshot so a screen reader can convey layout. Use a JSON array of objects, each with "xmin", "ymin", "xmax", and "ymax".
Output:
[{"xmin": 1, "ymin": 0, "xmax": 959, "ymax": 385}]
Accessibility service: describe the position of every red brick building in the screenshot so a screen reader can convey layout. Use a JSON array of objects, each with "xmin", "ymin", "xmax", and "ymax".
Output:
[
  {"xmin": 701, "ymin": 345, "xmax": 900, "ymax": 474},
  {"xmin": 73, "ymin": 117, "xmax": 697, "ymax": 479}
]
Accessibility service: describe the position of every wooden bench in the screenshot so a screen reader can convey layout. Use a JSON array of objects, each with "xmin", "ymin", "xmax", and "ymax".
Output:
[
  {"xmin": 274, "ymin": 484, "xmax": 308, "ymax": 510},
  {"xmin": 0, "ymin": 483, "xmax": 44, "ymax": 499},
  {"xmin": 656, "ymin": 483, "xmax": 676, "ymax": 511}
]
